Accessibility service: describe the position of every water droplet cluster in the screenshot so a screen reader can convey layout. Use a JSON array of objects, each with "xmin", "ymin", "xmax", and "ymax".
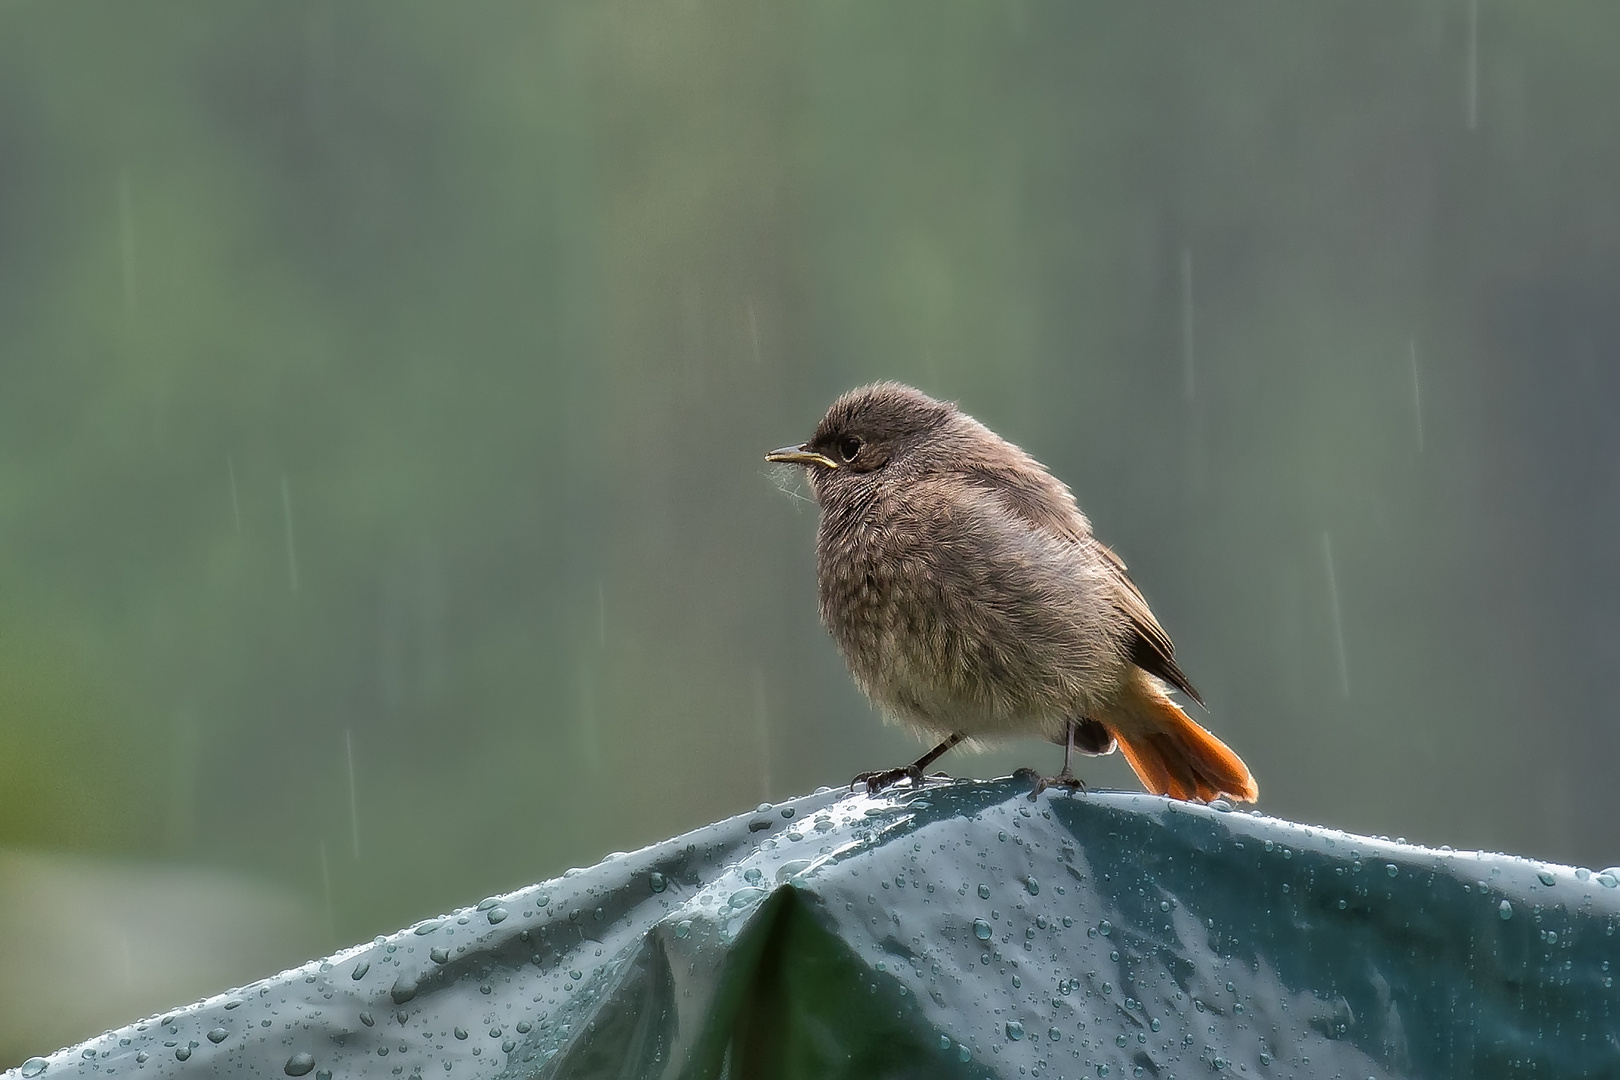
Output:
[{"xmin": 13, "ymin": 779, "xmax": 1617, "ymax": 1079}]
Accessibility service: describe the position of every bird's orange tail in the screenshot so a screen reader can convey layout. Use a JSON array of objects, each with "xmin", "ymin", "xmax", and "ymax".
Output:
[{"xmin": 1098, "ymin": 675, "xmax": 1258, "ymax": 803}]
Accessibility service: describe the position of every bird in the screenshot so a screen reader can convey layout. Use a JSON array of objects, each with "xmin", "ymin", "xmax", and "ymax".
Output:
[{"xmin": 765, "ymin": 382, "xmax": 1257, "ymax": 803}]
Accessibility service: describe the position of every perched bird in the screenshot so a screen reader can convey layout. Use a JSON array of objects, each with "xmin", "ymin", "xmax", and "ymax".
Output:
[{"xmin": 766, "ymin": 382, "xmax": 1257, "ymax": 803}]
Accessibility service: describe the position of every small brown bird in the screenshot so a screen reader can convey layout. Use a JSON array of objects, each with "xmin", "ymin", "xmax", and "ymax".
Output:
[{"xmin": 767, "ymin": 382, "xmax": 1257, "ymax": 803}]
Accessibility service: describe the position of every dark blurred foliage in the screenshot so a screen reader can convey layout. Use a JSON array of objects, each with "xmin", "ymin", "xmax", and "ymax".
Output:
[{"xmin": 3, "ymin": 0, "xmax": 1619, "ymax": 1055}]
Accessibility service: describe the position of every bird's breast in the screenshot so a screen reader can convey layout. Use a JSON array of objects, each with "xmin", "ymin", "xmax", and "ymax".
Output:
[
  {"xmin": 813, "ymin": 516, "xmax": 1080, "ymax": 738},
  {"xmin": 810, "ymin": 486, "xmax": 1135, "ymax": 740}
]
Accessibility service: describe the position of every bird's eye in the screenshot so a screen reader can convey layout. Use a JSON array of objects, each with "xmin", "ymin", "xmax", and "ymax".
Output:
[{"xmin": 837, "ymin": 436, "xmax": 863, "ymax": 463}]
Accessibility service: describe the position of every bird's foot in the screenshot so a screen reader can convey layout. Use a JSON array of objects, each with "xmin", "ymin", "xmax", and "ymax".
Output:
[
  {"xmin": 850, "ymin": 765, "xmax": 924, "ymax": 794},
  {"xmin": 1028, "ymin": 768, "xmax": 1086, "ymax": 800}
]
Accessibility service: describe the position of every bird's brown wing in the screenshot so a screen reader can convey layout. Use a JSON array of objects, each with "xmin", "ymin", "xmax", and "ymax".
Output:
[
  {"xmin": 970, "ymin": 462, "xmax": 1205, "ymax": 708},
  {"xmin": 967, "ymin": 461, "xmax": 1089, "ymax": 543},
  {"xmin": 1090, "ymin": 542, "xmax": 1205, "ymax": 707}
]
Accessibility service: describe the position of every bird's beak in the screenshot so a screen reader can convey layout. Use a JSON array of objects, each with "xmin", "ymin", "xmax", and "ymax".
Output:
[{"xmin": 765, "ymin": 444, "xmax": 840, "ymax": 469}]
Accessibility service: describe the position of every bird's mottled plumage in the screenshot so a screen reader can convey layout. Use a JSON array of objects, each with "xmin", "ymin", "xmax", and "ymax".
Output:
[{"xmin": 770, "ymin": 382, "xmax": 1257, "ymax": 802}]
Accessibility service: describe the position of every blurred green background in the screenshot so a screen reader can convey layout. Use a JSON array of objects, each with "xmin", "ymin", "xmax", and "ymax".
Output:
[{"xmin": 5, "ymin": 0, "xmax": 1620, "ymax": 1061}]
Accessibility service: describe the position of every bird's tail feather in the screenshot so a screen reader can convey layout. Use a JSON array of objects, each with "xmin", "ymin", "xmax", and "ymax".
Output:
[{"xmin": 1098, "ymin": 676, "xmax": 1257, "ymax": 803}]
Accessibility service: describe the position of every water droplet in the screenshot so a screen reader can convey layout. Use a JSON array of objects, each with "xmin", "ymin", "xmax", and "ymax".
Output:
[
  {"xmin": 1264, "ymin": 839, "xmax": 1274, "ymax": 851},
  {"xmin": 1338, "ymin": 899, "xmax": 1348, "ymax": 910},
  {"xmin": 535, "ymin": 893, "xmax": 551, "ymax": 906},
  {"xmin": 649, "ymin": 872, "xmax": 667, "ymax": 893},
  {"xmin": 1026, "ymin": 877, "xmax": 1040, "ymax": 896},
  {"xmin": 973, "ymin": 918, "xmax": 992, "ymax": 940},
  {"xmin": 430, "ymin": 947, "xmax": 449, "ymax": 964},
  {"xmin": 776, "ymin": 859, "xmax": 813, "ymax": 885},
  {"xmin": 486, "ymin": 907, "xmax": 508, "ymax": 924},
  {"xmin": 20, "ymin": 1058, "xmax": 47, "ymax": 1077},
  {"xmin": 316, "ymin": 1072, "xmax": 332, "ymax": 1080},
  {"xmin": 1098, "ymin": 1064, "xmax": 1111, "ymax": 1077},
  {"xmin": 978, "ymin": 884, "xmax": 991, "ymax": 899},
  {"xmin": 207, "ymin": 1028, "xmax": 228, "ymax": 1044},
  {"xmin": 1537, "ymin": 870, "xmax": 1556, "ymax": 887},
  {"xmin": 958, "ymin": 1044, "xmax": 971, "ymax": 1063},
  {"xmin": 360, "ymin": 1012, "xmax": 375, "ymax": 1027},
  {"xmin": 413, "ymin": 921, "xmax": 441, "ymax": 935},
  {"xmin": 743, "ymin": 867, "xmax": 764, "ymax": 886},
  {"xmin": 729, "ymin": 887, "xmax": 767, "ymax": 908},
  {"xmin": 285, "ymin": 1053, "xmax": 315, "ymax": 1077},
  {"xmin": 1149, "ymin": 1018, "xmax": 1161, "ymax": 1032},
  {"xmin": 453, "ymin": 1028, "xmax": 468, "ymax": 1040},
  {"xmin": 1386, "ymin": 864, "xmax": 1399, "ymax": 878},
  {"xmin": 1116, "ymin": 1034, "xmax": 1129, "ymax": 1047},
  {"xmin": 1012, "ymin": 974, "xmax": 1022, "ymax": 988},
  {"xmin": 174, "ymin": 1048, "xmax": 191, "ymax": 1063},
  {"xmin": 136, "ymin": 1053, "xmax": 148, "ymax": 1065},
  {"xmin": 675, "ymin": 920, "xmax": 693, "ymax": 938},
  {"xmin": 1005, "ymin": 1021, "xmax": 1025, "ymax": 1041},
  {"xmin": 938, "ymin": 1035, "xmax": 951, "ymax": 1050},
  {"xmin": 391, "ymin": 973, "xmax": 419, "ymax": 1004},
  {"xmin": 1499, "ymin": 900, "xmax": 1514, "ymax": 920},
  {"xmin": 1209, "ymin": 799, "xmax": 1233, "ymax": 812},
  {"xmin": 476, "ymin": 897, "xmax": 499, "ymax": 911},
  {"xmin": 1098, "ymin": 919, "xmax": 1112, "ymax": 937},
  {"xmin": 351, "ymin": 961, "xmax": 370, "ymax": 980},
  {"xmin": 780, "ymin": 807, "xmax": 795, "ymax": 819},
  {"xmin": 1546, "ymin": 930, "xmax": 1558, "ymax": 944}
]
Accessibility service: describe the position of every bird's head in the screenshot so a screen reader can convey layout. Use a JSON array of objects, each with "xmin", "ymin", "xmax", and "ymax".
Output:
[{"xmin": 766, "ymin": 382, "xmax": 956, "ymax": 505}]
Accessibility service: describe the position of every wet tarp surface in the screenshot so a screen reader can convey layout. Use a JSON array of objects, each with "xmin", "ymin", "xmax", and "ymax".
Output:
[{"xmin": 10, "ymin": 778, "xmax": 1620, "ymax": 1080}]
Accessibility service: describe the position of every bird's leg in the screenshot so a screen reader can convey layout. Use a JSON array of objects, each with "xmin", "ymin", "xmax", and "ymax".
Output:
[
  {"xmin": 1031, "ymin": 720, "xmax": 1088, "ymax": 798},
  {"xmin": 1061, "ymin": 719, "xmax": 1078, "ymax": 777},
  {"xmin": 852, "ymin": 733, "xmax": 965, "ymax": 794}
]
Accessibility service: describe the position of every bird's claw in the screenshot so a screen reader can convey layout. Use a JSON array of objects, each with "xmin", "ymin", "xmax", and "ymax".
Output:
[
  {"xmin": 1028, "ymin": 770, "xmax": 1086, "ymax": 800},
  {"xmin": 850, "ymin": 765, "xmax": 924, "ymax": 794}
]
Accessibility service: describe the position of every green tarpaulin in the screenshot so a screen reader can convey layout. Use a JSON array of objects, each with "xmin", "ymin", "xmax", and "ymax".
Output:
[{"xmin": 10, "ymin": 779, "xmax": 1619, "ymax": 1079}]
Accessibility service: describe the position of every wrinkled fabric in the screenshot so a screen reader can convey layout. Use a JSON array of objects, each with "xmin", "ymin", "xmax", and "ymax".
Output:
[{"xmin": 11, "ymin": 778, "xmax": 1619, "ymax": 1080}]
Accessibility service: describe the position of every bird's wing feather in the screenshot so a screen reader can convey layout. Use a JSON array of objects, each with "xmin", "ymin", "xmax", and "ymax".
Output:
[
  {"xmin": 968, "ymin": 461, "xmax": 1205, "ymax": 708},
  {"xmin": 1089, "ymin": 542, "xmax": 1204, "ymax": 707},
  {"xmin": 968, "ymin": 462, "xmax": 1089, "ymax": 544}
]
